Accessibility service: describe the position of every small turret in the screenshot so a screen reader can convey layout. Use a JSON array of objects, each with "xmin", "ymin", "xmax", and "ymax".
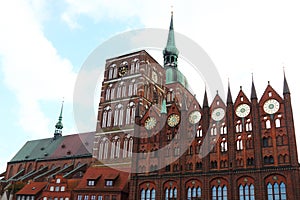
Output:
[
  {"xmin": 227, "ymin": 81, "xmax": 233, "ymax": 104},
  {"xmin": 54, "ymin": 101, "xmax": 64, "ymax": 140},
  {"xmin": 163, "ymin": 11, "xmax": 179, "ymax": 68},
  {"xmin": 251, "ymin": 74, "xmax": 257, "ymax": 100},
  {"xmin": 283, "ymin": 71, "xmax": 290, "ymax": 95}
]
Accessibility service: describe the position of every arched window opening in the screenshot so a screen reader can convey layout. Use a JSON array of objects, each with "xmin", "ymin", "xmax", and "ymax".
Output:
[
  {"xmin": 122, "ymin": 85, "xmax": 127, "ymax": 98},
  {"xmin": 106, "ymin": 88, "xmax": 110, "ymax": 100},
  {"xmin": 267, "ymin": 182, "xmax": 287, "ymax": 200},
  {"xmin": 239, "ymin": 184, "xmax": 255, "ymax": 200},
  {"xmin": 108, "ymin": 67, "xmax": 114, "ymax": 79},
  {"xmin": 266, "ymin": 119, "xmax": 271, "ymax": 129},
  {"xmin": 103, "ymin": 139, "xmax": 109, "ymax": 159},
  {"xmin": 128, "ymin": 137, "xmax": 133, "ymax": 157},
  {"xmin": 221, "ymin": 138, "xmax": 228, "ymax": 152},
  {"xmin": 275, "ymin": 118, "xmax": 281, "ymax": 128},
  {"xmin": 237, "ymin": 136, "xmax": 243, "ymax": 150}
]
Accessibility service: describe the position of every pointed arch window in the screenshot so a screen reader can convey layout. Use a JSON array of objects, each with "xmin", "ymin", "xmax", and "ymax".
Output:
[
  {"xmin": 114, "ymin": 109, "xmax": 119, "ymax": 126},
  {"xmin": 113, "ymin": 66, "xmax": 117, "ymax": 78},
  {"xmin": 211, "ymin": 124, "xmax": 217, "ymax": 135},
  {"xmin": 122, "ymin": 85, "xmax": 127, "ymax": 97},
  {"xmin": 126, "ymin": 107, "xmax": 131, "ymax": 125},
  {"xmin": 123, "ymin": 135, "xmax": 130, "ymax": 158},
  {"xmin": 141, "ymin": 188, "xmax": 155, "ymax": 200},
  {"xmin": 108, "ymin": 67, "xmax": 114, "ymax": 79},
  {"xmin": 165, "ymin": 187, "xmax": 178, "ymax": 200},
  {"xmin": 246, "ymin": 119, "xmax": 252, "ymax": 131},
  {"xmin": 110, "ymin": 88, "xmax": 115, "ymax": 99},
  {"xmin": 128, "ymin": 137, "xmax": 133, "ymax": 157},
  {"xmin": 221, "ymin": 123, "xmax": 227, "ymax": 134},
  {"xmin": 103, "ymin": 139, "xmax": 109, "ymax": 159},
  {"xmin": 239, "ymin": 184, "xmax": 255, "ymax": 200},
  {"xmin": 133, "ymin": 83, "xmax": 138, "ymax": 95},
  {"xmin": 106, "ymin": 88, "xmax": 111, "ymax": 100},
  {"xmin": 267, "ymin": 182, "xmax": 286, "ymax": 200},
  {"xmin": 236, "ymin": 120, "xmax": 243, "ymax": 133},
  {"xmin": 237, "ymin": 136, "xmax": 243, "ymax": 150},
  {"xmin": 135, "ymin": 60, "xmax": 140, "ymax": 73},
  {"xmin": 119, "ymin": 106, "xmax": 124, "ymax": 126},
  {"xmin": 111, "ymin": 137, "xmax": 120, "ymax": 159},
  {"xmin": 212, "ymin": 185, "xmax": 227, "ymax": 200},
  {"xmin": 102, "ymin": 110, "xmax": 108, "ymax": 128},
  {"xmin": 117, "ymin": 85, "xmax": 122, "ymax": 98},
  {"xmin": 102, "ymin": 106, "xmax": 112, "ymax": 128},
  {"xmin": 130, "ymin": 62, "xmax": 135, "ymax": 74},
  {"xmin": 266, "ymin": 119, "xmax": 271, "ymax": 129},
  {"xmin": 141, "ymin": 189, "xmax": 145, "ymax": 200},
  {"xmin": 275, "ymin": 118, "xmax": 281, "ymax": 128},
  {"xmin": 151, "ymin": 189, "xmax": 156, "ymax": 200},
  {"xmin": 113, "ymin": 104, "xmax": 123, "ymax": 126},
  {"xmin": 221, "ymin": 138, "xmax": 228, "ymax": 152},
  {"xmin": 128, "ymin": 83, "xmax": 133, "ymax": 96},
  {"xmin": 197, "ymin": 126, "xmax": 202, "ymax": 137},
  {"xmin": 98, "ymin": 138, "xmax": 106, "ymax": 160}
]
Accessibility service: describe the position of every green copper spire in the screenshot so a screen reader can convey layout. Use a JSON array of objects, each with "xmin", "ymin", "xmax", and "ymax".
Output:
[
  {"xmin": 163, "ymin": 12, "xmax": 179, "ymax": 68},
  {"xmin": 54, "ymin": 100, "xmax": 64, "ymax": 139}
]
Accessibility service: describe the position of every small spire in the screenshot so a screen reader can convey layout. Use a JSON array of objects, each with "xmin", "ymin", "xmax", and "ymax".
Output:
[
  {"xmin": 54, "ymin": 100, "xmax": 64, "ymax": 139},
  {"xmin": 163, "ymin": 11, "xmax": 179, "ymax": 68},
  {"xmin": 161, "ymin": 98, "xmax": 167, "ymax": 114},
  {"xmin": 283, "ymin": 69, "xmax": 290, "ymax": 94},
  {"xmin": 203, "ymin": 88, "xmax": 208, "ymax": 108},
  {"xmin": 227, "ymin": 80, "xmax": 233, "ymax": 104},
  {"xmin": 251, "ymin": 74, "xmax": 257, "ymax": 100}
]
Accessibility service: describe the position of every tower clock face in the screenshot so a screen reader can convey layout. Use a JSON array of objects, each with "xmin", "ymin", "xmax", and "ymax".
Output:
[
  {"xmin": 145, "ymin": 117, "xmax": 157, "ymax": 130},
  {"xmin": 167, "ymin": 114, "xmax": 180, "ymax": 127},
  {"xmin": 263, "ymin": 99, "xmax": 280, "ymax": 114},
  {"xmin": 189, "ymin": 111, "xmax": 201, "ymax": 124},
  {"xmin": 235, "ymin": 104, "xmax": 251, "ymax": 118},
  {"xmin": 211, "ymin": 108, "xmax": 225, "ymax": 121},
  {"xmin": 152, "ymin": 71, "xmax": 158, "ymax": 83},
  {"xmin": 118, "ymin": 65, "xmax": 128, "ymax": 76}
]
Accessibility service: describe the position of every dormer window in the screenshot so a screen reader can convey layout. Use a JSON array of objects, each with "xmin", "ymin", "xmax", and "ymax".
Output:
[
  {"xmin": 56, "ymin": 178, "xmax": 61, "ymax": 183},
  {"xmin": 105, "ymin": 180, "xmax": 113, "ymax": 186},
  {"xmin": 87, "ymin": 180, "xmax": 95, "ymax": 186}
]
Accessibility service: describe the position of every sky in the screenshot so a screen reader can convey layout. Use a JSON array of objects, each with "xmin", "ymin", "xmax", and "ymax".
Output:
[{"xmin": 1, "ymin": 0, "xmax": 300, "ymax": 172}]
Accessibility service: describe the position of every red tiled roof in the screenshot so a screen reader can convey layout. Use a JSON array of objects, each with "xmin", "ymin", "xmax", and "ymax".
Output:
[
  {"xmin": 67, "ymin": 179, "xmax": 81, "ymax": 190},
  {"xmin": 75, "ymin": 166, "xmax": 129, "ymax": 192},
  {"xmin": 16, "ymin": 182, "xmax": 47, "ymax": 195},
  {"xmin": 49, "ymin": 132, "xmax": 94, "ymax": 159},
  {"xmin": 105, "ymin": 173, "xmax": 119, "ymax": 180}
]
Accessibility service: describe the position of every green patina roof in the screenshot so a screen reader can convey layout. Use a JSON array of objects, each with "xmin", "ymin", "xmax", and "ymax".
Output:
[
  {"xmin": 163, "ymin": 12, "xmax": 179, "ymax": 56},
  {"xmin": 10, "ymin": 132, "xmax": 95, "ymax": 163},
  {"xmin": 10, "ymin": 137, "xmax": 64, "ymax": 162}
]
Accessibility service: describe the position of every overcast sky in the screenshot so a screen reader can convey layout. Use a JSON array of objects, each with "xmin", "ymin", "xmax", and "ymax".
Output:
[{"xmin": 1, "ymin": 0, "xmax": 300, "ymax": 172}]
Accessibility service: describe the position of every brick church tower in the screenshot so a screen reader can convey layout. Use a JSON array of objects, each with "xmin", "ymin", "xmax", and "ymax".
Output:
[{"xmin": 93, "ymin": 13, "xmax": 300, "ymax": 200}]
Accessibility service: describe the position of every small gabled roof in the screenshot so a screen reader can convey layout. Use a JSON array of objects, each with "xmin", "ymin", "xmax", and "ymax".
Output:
[
  {"xmin": 234, "ymin": 87, "xmax": 251, "ymax": 108},
  {"xmin": 75, "ymin": 166, "xmax": 129, "ymax": 192},
  {"xmin": 16, "ymin": 182, "xmax": 47, "ymax": 195},
  {"xmin": 259, "ymin": 83, "xmax": 283, "ymax": 106}
]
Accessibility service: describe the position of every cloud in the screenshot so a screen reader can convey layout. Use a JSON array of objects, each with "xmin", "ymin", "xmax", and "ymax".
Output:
[{"xmin": 0, "ymin": 0, "xmax": 77, "ymax": 138}]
